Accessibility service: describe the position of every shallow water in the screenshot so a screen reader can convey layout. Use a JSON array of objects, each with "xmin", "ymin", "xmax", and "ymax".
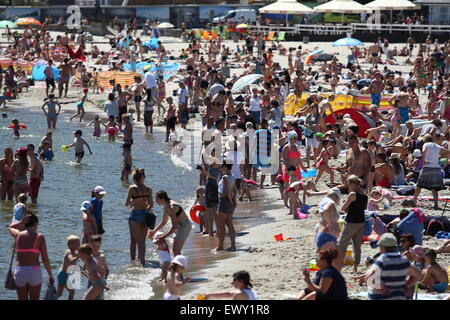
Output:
[{"xmin": 0, "ymin": 104, "xmax": 201, "ymax": 300}]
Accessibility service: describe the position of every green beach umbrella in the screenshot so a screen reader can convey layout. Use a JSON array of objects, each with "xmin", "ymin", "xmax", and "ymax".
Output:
[{"xmin": 0, "ymin": 20, "xmax": 17, "ymax": 28}]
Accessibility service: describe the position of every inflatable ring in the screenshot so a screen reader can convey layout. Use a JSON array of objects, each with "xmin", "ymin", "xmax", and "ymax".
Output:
[
  {"xmin": 190, "ymin": 205, "xmax": 205, "ymax": 224},
  {"xmin": 8, "ymin": 123, "xmax": 26, "ymax": 129}
]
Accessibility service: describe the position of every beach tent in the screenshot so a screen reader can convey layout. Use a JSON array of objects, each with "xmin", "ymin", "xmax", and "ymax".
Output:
[
  {"xmin": 365, "ymin": 0, "xmax": 420, "ymax": 22},
  {"xmin": 143, "ymin": 38, "xmax": 159, "ymax": 49},
  {"xmin": 157, "ymin": 22, "xmax": 174, "ymax": 29},
  {"xmin": 324, "ymin": 108, "xmax": 376, "ymax": 138},
  {"xmin": 31, "ymin": 63, "xmax": 60, "ymax": 81},
  {"xmin": 144, "ymin": 62, "xmax": 180, "ymax": 81},
  {"xmin": 0, "ymin": 20, "xmax": 17, "ymax": 28},
  {"xmin": 259, "ymin": 0, "xmax": 314, "ymax": 25},
  {"xmin": 97, "ymin": 71, "xmax": 141, "ymax": 89},
  {"xmin": 314, "ymin": 0, "xmax": 373, "ymax": 23}
]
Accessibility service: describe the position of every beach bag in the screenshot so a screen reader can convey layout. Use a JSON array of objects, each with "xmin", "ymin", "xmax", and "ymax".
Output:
[
  {"xmin": 44, "ymin": 282, "xmax": 58, "ymax": 300},
  {"xmin": 4, "ymin": 244, "xmax": 16, "ymax": 291},
  {"xmin": 146, "ymin": 210, "xmax": 156, "ymax": 229},
  {"xmin": 425, "ymin": 219, "xmax": 445, "ymax": 237},
  {"xmin": 303, "ymin": 127, "xmax": 315, "ymax": 138},
  {"xmin": 396, "ymin": 185, "xmax": 415, "ymax": 196},
  {"xmin": 363, "ymin": 215, "xmax": 373, "ymax": 237}
]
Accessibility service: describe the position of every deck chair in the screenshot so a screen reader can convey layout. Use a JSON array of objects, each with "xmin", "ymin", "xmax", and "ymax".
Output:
[
  {"xmin": 265, "ymin": 31, "xmax": 275, "ymax": 41},
  {"xmin": 195, "ymin": 29, "xmax": 202, "ymax": 40},
  {"xmin": 275, "ymin": 31, "xmax": 286, "ymax": 42}
]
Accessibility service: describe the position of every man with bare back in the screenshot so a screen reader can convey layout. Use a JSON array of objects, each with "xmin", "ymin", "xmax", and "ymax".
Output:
[
  {"xmin": 388, "ymin": 85, "xmax": 410, "ymax": 124},
  {"xmin": 341, "ymin": 135, "xmax": 372, "ymax": 191},
  {"xmin": 59, "ymin": 58, "xmax": 73, "ymax": 98},
  {"xmin": 367, "ymin": 72, "xmax": 384, "ymax": 107}
]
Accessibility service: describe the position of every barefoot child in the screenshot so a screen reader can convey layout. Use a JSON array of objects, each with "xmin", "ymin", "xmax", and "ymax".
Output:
[
  {"xmin": 65, "ymin": 129, "xmax": 93, "ymax": 163},
  {"xmin": 121, "ymin": 143, "xmax": 132, "ymax": 182},
  {"xmin": 314, "ymin": 139, "xmax": 335, "ymax": 185},
  {"xmin": 152, "ymin": 231, "xmax": 172, "ymax": 282},
  {"xmin": 57, "ymin": 235, "xmax": 80, "ymax": 300},
  {"xmin": 88, "ymin": 235, "xmax": 109, "ymax": 300},
  {"xmin": 164, "ymin": 255, "xmax": 191, "ymax": 300},
  {"xmin": 194, "ymin": 187, "xmax": 207, "ymax": 233},
  {"xmin": 79, "ymin": 244, "xmax": 109, "ymax": 300},
  {"xmin": 81, "ymin": 200, "xmax": 98, "ymax": 244},
  {"xmin": 238, "ymin": 179, "xmax": 258, "ymax": 201},
  {"xmin": 88, "ymin": 115, "xmax": 105, "ymax": 138},
  {"xmin": 10, "ymin": 118, "xmax": 20, "ymax": 137},
  {"xmin": 70, "ymin": 88, "xmax": 93, "ymax": 122},
  {"xmin": 105, "ymin": 116, "xmax": 119, "ymax": 142}
]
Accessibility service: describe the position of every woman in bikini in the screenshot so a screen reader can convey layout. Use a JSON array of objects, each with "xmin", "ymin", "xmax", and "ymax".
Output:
[
  {"xmin": 149, "ymin": 190, "xmax": 192, "ymax": 256},
  {"xmin": 125, "ymin": 168, "xmax": 153, "ymax": 266},
  {"xmin": 8, "ymin": 214, "xmax": 54, "ymax": 300},
  {"xmin": 282, "ymin": 131, "xmax": 307, "ymax": 185},
  {"xmin": 11, "ymin": 148, "xmax": 29, "ymax": 200},
  {"xmin": 157, "ymin": 75, "xmax": 166, "ymax": 116},
  {"xmin": 314, "ymin": 139, "xmax": 335, "ymax": 186},
  {"xmin": 0, "ymin": 147, "xmax": 14, "ymax": 200}
]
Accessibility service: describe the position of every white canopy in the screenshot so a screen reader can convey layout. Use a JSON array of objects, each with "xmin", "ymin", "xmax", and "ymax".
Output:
[
  {"xmin": 259, "ymin": 0, "xmax": 315, "ymax": 14},
  {"xmin": 314, "ymin": 0, "xmax": 373, "ymax": 13},
  {"xmin": 365, "ymin": 0, "xmax": 420, "ymax": 10}
]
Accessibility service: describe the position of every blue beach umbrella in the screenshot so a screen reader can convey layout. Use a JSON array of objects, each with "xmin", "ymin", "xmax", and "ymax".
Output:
[
  {"xmin": 332, "ymin": 37, "xmax": 364, "ymax": 47},
  {"xmin": 31, "ymin": 64, "xmax": 59, "ymax": 81}
]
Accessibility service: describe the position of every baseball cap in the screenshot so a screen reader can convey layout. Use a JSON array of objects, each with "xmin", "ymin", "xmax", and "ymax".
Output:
[
  {"xmin": 287, "ymin": 131, "xmax": 298, "ymax": 140},
  {"xmin": 94, "ymin": 186, "xmax": 106, "ymax": 195},
  {"xmin": 377, "ymin": 233, "xmax": 397, "ymax": 248},
  {"xmin": 413, "ymin": 149, "xmax": 422, "ymax": 158},
  {"xmin": 171, "ymin": 255, "xmax": 188, "ymax": 269},
  {"xmin": 80, "ymin": 201, "xmax": 92, "ymax": 212}
]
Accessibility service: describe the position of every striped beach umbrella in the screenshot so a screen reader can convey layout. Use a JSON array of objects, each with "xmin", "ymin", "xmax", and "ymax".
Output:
[
  {"xmin": 16, "ymin": 17, "xmax": 43, "ymax": 26},
  {"xmin": 231, "ymin": 74, "xmax": 264, "ymax": 93},
  {"xmin": 305, "ymin": 49, "xmax": 325, "ymax": 64}
]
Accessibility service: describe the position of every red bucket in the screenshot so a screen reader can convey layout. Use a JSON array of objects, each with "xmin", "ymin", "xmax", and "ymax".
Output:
[{"xmin": 274, "ymin": 233, "xmax": 283, "ymax": 242}]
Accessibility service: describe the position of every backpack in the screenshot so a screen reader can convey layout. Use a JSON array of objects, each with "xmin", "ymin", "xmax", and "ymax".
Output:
[
  {"xmin": 396, "ymin": 185, "xmax": 415, "ymax": 196},
  {"xmin": 425, "ymin": 219, "xmax": 445, "ymax": 236}
]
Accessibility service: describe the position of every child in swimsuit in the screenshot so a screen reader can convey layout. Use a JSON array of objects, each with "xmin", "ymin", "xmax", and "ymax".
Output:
[
  {"xmin": 284, "ymin": 165, "xmax": 302, "ymax": 218},
  {"xmin": 193, "ymin": 187, "xmax": 207, "ymax": 234},
  {"xmin": 81, "ymin": 201, "xmax": 98, "ymax": 244},
  {"xmin": 88, "ymin": 235, "xmax": 109, "ymax": 300},
  {"xmin": 57, "ymin": 235, "xmax": 80, "ymax": 300},
  {"xmin": 65, "ymin": 130, "xmax": 93, "ymax": 164},
  {"xmin": 10, "ymin": 118, "xmax": 20, "ymax": 137},
  {"xmin": 314, "ymin": 140, "xmax": 335, "ymax": 185},
  {"xmin": 152, "ymin": 231, "xmax": 172, "ymax": 282},
  {"xmin": 105, "ymin": 116, "xmax": 119, "ymax": 142},
  {"xmin": 70, "ymin": 88, "xmax": 92, "ymax": 122},
  {"xmin": 88, "ymin": 115, "xmax": 105, "ymax": 138},
  {"xmin": 238, "ymin": 179, "xmax": 258, "ymax": 202},
  {"xmin": 79, "ymin": 244, "xmax": 109, "ymax": 300},
  {"xmin": 164, "ymin": 255, "xmax": 191, "ymax": 300},
  {"xmin": 121, "ymin": 143, "xmax": 132, "ymax": 183}
]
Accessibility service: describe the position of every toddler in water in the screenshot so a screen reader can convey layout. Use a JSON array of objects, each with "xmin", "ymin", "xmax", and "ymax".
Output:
[
  {"xmin": 164, "ymin": 255, "xmax": 191, "ymax": 300},
  {"xmin": 65, "ymin": 130, "xmax": 93, "ymax": 164},
  {"xmin": 57, "ymin": 235, "xmax": 80, "ymax": 300},
  {"xmin": 194, "ymin": 187, "xmax": 207, "ymax": 233},
  {"xmin": 88, "ymin": 115, "xmax": 105, "ymax": 138},
  {"xmin": 10, "ymin": 118, "xmax": 20, "ymax": 137},
  {"xmin": 121, "ymin": 143, "xmax": 132, "ymax": 182},
  {"xmin": 105, "ymin": 116, "xmax": 119, "ymax": 142},
  {"xmin": 152, "ymin": 231, "xmax": 172, "ymax": 282},
  {"xmin": 87, "ymin": 235, "xmax": 109, "ymax": 300},
  {"xmin": 39, "ymin": 142, "xmax": 54, "ymax": 161}
]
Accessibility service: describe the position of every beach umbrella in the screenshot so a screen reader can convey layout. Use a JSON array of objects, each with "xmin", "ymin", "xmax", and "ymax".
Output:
[
  {"xmin": 305, "ymin": 49, "xmax": 325, "ymax": 64},
  {"xmin": 314, "ymin": 0, "xmax": 373, "ymax": 23},
  {"xmin": 231, "ymin": 74, "xmax": 263, "ymax": 93},
  {"xmin": 332, "ymin": 37, "xmax": 364, "ymax": 47},
  {"xmin": 365, "ymin": 0, "xmax": 420, "ymax": 23},
  {"xmin": 0, "ymin": 20, "xmax": 17, "ymax": 28},
  {"xmin": 259, "ymin": 0, "xmax": 314, "ymax": 26},
  {"xmin": 157, "ymin": 22, "xmax": 174, "ymax": 29},
  {"xmin": 16, "ymin": 17, "xmax": 43, "ymax": 26}
]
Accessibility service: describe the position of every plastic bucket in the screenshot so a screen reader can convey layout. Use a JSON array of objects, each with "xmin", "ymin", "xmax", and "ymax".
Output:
[
  {"xmin": 302, "ymin": 169, "xmax": 317, "ymax": 178},
  {"xmin": 274, "ymin": 233, "xmax": 283, "ymax": 242}
]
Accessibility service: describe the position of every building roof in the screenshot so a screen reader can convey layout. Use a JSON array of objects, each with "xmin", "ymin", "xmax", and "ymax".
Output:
[{"xmin": 414, "ymin": 0, "xmax": 450, "ymax": 4}]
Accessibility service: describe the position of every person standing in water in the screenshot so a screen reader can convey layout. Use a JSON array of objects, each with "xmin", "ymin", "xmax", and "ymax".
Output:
[
  {"xmin": 41, "ymin": 94, "xmax": 61, "ymax": 129},
  {"xmin": 65, "ymin": 130, "xmax": 93, "ymax": 164},
  {"xmin": 11, "ymin": 148, "xmax": 29, "ymax": 200},
  {"xmin": 26, "ymin": 144, "xmax": 43, "ymax": 204},
  {"xmin": 91, "ymin": 186, "xmax": 106, "ymax": 235},
  {"xmin": 125, "ymin": 168, "xmax": 153, "ymax": 266},
  {"xmin": 87, "ymin": 115, "xmax": 105, "ymax": 138},
  {"xmin": 149, "ymin": 190, "xmax": 192, "ymax": 256},
  {"xmin": 121, "ymin": 143, "xmax": 132, "ymax": 183},
  {"xmin": 70, "ymin": 88, "xmax": 93, "ymax": 122},
  {"xmin": 121, "ymin": 113, "xmax": 133, "ymax": 146},
  {"xmin": 56, "ymin": 235, "xmax": 80, "ymax": 300},
  {"xmin": 0, "ymin": 147, "xmax": 14, "ymax": 201}
]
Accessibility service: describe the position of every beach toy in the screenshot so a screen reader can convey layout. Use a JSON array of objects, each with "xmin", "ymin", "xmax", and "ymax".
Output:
[
  {"xmin": 8, "ymin": 123, "xmax": 27, "ymax": 129},
  {"xmin": 189, "ymin": 205, "xmax": 205, "ymax": 224},
  {"xmin": 299, "ymin": 204, "xmax": 311, "ymax": 214},
  {"xmin": 296, "ymin": 209, "xmax": 307, "ymax": 219},
  {"xmin": 274, "ymin": 233, "xmax": 284, "ymax": 242},
  {"xmin": 315, "ymin": 132, "xmax": 323, "ymax": 139},
  {"xmin": 308, "ymin": 259, "xmax": 319, "ymax": 271},
  {"xmin": 344, "ymin": 249, "xmax": 353, "ymax": 266},
  {"xmin": 197, "ymin": 294, "xmax": 205, "ymax": 300},
  {"xmin": 302, "ymin": 169, "xmax": 317, "ymax": 178},
  {"xmin": 440, "ymin": 158, "xmax": 447, "ymax": 167},
  {"xmin": 61, "ymin": 145, "xmax": 68, "ymax": 152}
]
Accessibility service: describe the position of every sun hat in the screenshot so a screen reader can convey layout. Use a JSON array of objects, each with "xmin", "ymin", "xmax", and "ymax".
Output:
[
  {"xmin": 171, "ymin": 255, "xmax": 188, "ymax": 269},
  {"xmin": 411, "ymin": 245, "xmax": 425, "ymax": 259},
  {"xmin": 343, "ymin": 114, "xmax": 351, "ymax": 119},
  {"xmin": 377, "ymin": 233, "xmax": 397, "ymax": 248},
  {"xmin": 94, "ymin": 186, "xmax": 106, "ymax": 195},
  {"xmin": 413, "ymin": 149, "xmax": 422, "ymax": 158},
  {"xmin": 80, "ymin": 201, "xmax": 92, "ymax": 212}
]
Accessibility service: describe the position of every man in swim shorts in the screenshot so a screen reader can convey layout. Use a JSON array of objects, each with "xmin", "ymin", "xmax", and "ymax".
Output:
[
  {"xmin": 26, "ymin": 144, "xmax": 43, "ymax": 204},
  {"xmin": 388, "ymin": 86, "xmax": 410, "ymax": 124},
  {"xmin": 367, "ymin": 72, "xmax": 384, "ymax": 107}
]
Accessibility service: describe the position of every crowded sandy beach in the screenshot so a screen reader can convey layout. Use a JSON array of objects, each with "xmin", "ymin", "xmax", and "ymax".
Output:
[{"xmin": 1, "ymin": 9, "xmax": 450, "ymax": 302}]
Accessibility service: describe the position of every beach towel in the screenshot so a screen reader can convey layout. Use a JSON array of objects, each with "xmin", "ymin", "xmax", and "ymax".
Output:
[
  {"xmin": 435, "ymin": 231, "xmax": 450, "ymax": 239},
  {"xmin": 67, "ymin": 45, "xmax": 86, "ymax": 61}
]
